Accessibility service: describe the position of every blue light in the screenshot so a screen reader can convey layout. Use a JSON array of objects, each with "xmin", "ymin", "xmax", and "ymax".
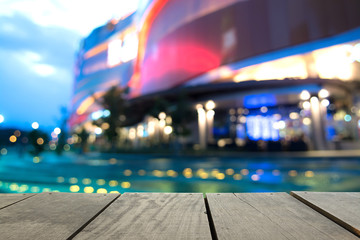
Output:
[
  {"xmin": 103, "ymin": 109, "xmax": 111, "ymax": 117},
  {"xmin": 244, "ymin": 94, "xmax": 276, "ymax": 108},
  {"xmin": 344, "ymin": 114, "xmax": 352, "ymax": 122}
]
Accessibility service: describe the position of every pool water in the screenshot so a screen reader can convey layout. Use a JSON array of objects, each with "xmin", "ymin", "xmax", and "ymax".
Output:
[{"xmin": 0, "ymin": 150, "xmax": 359, "ymax": 194}]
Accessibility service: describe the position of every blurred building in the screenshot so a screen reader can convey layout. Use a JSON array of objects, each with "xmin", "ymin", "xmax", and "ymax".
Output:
[{"xmin": 71, "ymin": 0, "xmax": 360, "ymax": 150}]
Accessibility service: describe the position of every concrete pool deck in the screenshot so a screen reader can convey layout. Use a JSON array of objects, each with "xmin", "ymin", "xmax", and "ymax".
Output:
[{"xmin": 0, "ymin": 192, "xmax": 359, "ymax": 239}]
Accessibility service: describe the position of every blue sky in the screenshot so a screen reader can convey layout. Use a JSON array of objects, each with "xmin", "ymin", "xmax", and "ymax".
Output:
[{"xmin": 0, "ymin": 0, "xmax": 138, "ymax": 131}]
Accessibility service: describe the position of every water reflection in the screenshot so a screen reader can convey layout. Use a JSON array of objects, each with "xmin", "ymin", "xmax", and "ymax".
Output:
[{"xmin": 0, "ymin": 150, "xmax": 359, "ymax": 194}]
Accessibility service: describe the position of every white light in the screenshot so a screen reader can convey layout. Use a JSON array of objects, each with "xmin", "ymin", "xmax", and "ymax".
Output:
[
  {"xmin": 120, "ymin": 32, "xmax": 138, "ymax": 63},
  {"xmin": 164, "ymin": 126, "xmax": 173, "ymax": 135},
  {"xmin": 318, "ymin": 89, "xmax": 329, "ymax": 99},
  {"xmin": 129, "ymin": 128, "xmax": 136, "ymax": 140},
  {"xmin": 32, "ymin": 122, "xmax": 39, "ymax": 129},
  {"xmin": 303, "ymin": 118, "xmax": 311, "ymax": 125},
  {"xmin": 278, "ymin": 120, "xmax": 286, "ymax": 129},
  {"xmin": 205, "ymin": 100, "xmax": 216, "ymax": 110},
  {"xmin": 91, "ymin": 110, "xmax": 103, "ymax": 120},
  {"xmin": 302, "ymin": 101, "xmax": 311, "ymax": 110},
  {"xmin": 206, "ymin": 110, "xmax": 215, "ymax": 120},
  {"xmin": 54, "ymin": 127, "xmax": 61, "ymax": 135},
  {"xmin": 137, "ymin": 125, "xmax": 144, "ymax": 137},
  {"xmin": 158, "ymin": 112, "xmax": 166, "ymax": 120},
  {"xmin": 321, "ymin": 99, "xmax": 330, "ymax": 107},
  {"xmin": 300, "ymin": 90, "xmax": 310, "ymax": 100},
  {"xmin": 260, "ymin": 106, "xmax": 268, "ymax": 113},
  {"xmin": 107, "ymin": 39, "xmax": 122, "ymax": 67},
  {"xmin": 0, "ymin": 114, "xmax": 4, "ymax": 123},
  {"xmin": 94, "ymin": 127, "xmax": 102, "ymax": 135},
  {"xmin": 289, "ymin": 112, "xmax": 299, "ymax": 120},
  {"xmin": 352, "ymin": 43, "xmax": 360, "ymax": 62}
]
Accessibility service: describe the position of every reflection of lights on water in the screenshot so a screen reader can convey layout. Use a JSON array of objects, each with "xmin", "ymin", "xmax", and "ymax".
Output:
[
  {"xmin": 240, "ymin": 169, "xmax": 249, "ymax": 175},
  {"xmin": 10, "ymin": 183, "xmax": 19, "ymax": 191},
  {"xmin": 183, "ymin": 168, "xmax": 193, "ymax": 178},
  {"xmin": 153, "ymin": 170, "xmax": 165, "ymax": 177},
  {"xmin": 96, "ymin": 179, "xmax": 106, "ymax": 185},
  {"xmin": 225, "ymin": 168, "xmax": 234, "ymax": 175},
  {"xmin": 110, "ymin": 191, "xmax": 120, "ymax": 194},
  {"xmin": 43, "ymin": 188, "xmax": 51, "ymax": 192},
  {"xmin": 31, "ymin": 186, "xmax": 40, "ymax": 192},
  {"xmin": 256, "ymin": 169, "xmax": 264, "ymax": 175},
  {"xmin": 70, "ymin": 185, "xmax": 80, "ymax": 192},
  {"xmin": 19, "ymin": 185, "xmax": 29, "ymax": 192},
  {"xmin": 199, "ymin": 172, "xmax": 209, "ymax": 179},
  {"xmin": 138, "ymin": 169, "xmax": 146, "ymax": 176},
  {"xmin": 233, "ymin": 174, "xmax": 242, "ymax": 180},
  {"xmin": 57, "ymin": 177, "xmax": 65, "ymax": 183},
  {"xmin": 121, "ymin": 182, "xmax": 131, "ymax": 188},
  {"xmin": 82, "ymin": 178, "xmax": 91, "ymax": 185},
  {"xmin": 305, "ymin": 171, "xmax": 315, "ymax": 177},
  {"xmin": 97, "ymin": 188, "xmax": 107, "ymax": 193},
  {"xmin": 251, "ymin": 174, "xmax": 260, "ymax": 181},
  {"xmin": 84, "ymin": 186, "xmax": 94, "ymax": 193},
  {"xmin": 216, "ymin": 173, "xmax": 225, "ymax": 180},
  {"xmin": 124, "ymin": 169, "xmax": 132, "ymax": 176},
  {"xmin": 211, "ymin": 169, "xmax": 219, "ymax": 177},
  {"xmin": 288, "ymin": 170, "xmax": 298, "ymax": 177},
  {"xmin": 109, "ymin": 158, "xmax": 117, "ymax": 164},
  {"xmin": 272, "ymin": 170, "xmax": 280, "ymax": 176},
  {"xmin": 166, "ymin": 170, "xmax": 178, "ymax": 177},
  {"xmin": 109, "ymin": 180, "xmax": 118, "ymax": 187},
  {"xmin": 69, "ymin": 177, "xmax": 78, "ymax": 184}
]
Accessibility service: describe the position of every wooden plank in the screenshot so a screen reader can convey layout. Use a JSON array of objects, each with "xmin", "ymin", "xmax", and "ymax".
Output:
[
  {"xmin": 0, "ymin": 193, "xmax": 35, "ymax": 210},
  {"xmin": 291, "ymin": 191, "xmax": 360, "ymax": 237},
  {"xmin": 0, "ymin": 192, "xmax": 119, "ymax": 240},
  {"xmin": 206, "ymin": 193, "xmax": 358, "ymax": 240},
  {"xmin": 73, "ymin": 193, "xmax": 211, "ymax": 240}
]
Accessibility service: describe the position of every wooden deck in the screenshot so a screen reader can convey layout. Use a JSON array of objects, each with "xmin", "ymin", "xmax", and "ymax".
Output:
[{"xmin": 0, "ymin": 192, "xmax": 359, "ymax": 239}]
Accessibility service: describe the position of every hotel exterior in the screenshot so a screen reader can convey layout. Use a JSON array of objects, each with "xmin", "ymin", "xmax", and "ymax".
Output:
[{"xmin": 71, "ymin": 0, "xmax": 360, "ymax": 150}]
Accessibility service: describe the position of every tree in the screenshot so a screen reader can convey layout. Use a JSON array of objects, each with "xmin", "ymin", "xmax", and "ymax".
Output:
[
  {"xmin": 28, "ymin": 130, "xmax": 49, "ymax": 156},
  {"xmin": 55, "ymin": 106, "xmax": 68, "ymax": 155}
]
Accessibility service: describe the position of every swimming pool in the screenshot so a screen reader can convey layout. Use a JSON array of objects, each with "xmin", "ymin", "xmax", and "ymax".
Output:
[{"xmin": 0, "ymin": 150, "xmax": 359, "ymax": 194}]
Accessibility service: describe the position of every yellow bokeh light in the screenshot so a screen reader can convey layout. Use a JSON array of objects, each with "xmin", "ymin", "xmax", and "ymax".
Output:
[
  {"xmin": 110, "ymin": 191, "xmax": 120, "ymax": 194},
  {"xmin": 305, "ymin": 171, "xmax": 315, "ymax": 178},
  {"xmin": 216, "ymin": 173, "xmax": 225, "ymax": 180},
  {"xmin": 211, "ymin": 169, "xmax": 219, "ymax": 177},
  {"xmin": 31, "ymin": 186, "xmax": 40, "ymax": 192},
  {"xmin": 82, "ymin": 178, "xmax": 91, "ymax": 185},
  {"xmin": 37, "ymin": 138, "xmax": 44, "ymax": 145},
  {"xmin": 240, "ymin": 169, "xmax": 249, "ymax": 176},
  {"xmin": 121, "ymin": 182, "xmax": 131, "ymax": 188},
  {"xmin": 19, "ymin": 185, "xmax": 29, "ymax": 192},
  {"xmin": 233, "ymin": 174, "xmax": 242, "ymax": 180},
  {"xmin": 124, "ymin": 169, "xmax": 132, "ymax": 176},
  {"xmin": 166, "ymin": 170, "xmax": 178, "ymax": 177},
  {"xmin": 84, "ymin": 186, "xmax": 94, "ymax": 193},
  {"xmin": 138, "ymin": 169, "xmax": 146, "ymax": 176},
  {"xmin": 288, "ymin": 170, "xmax": 298, "ymax": 177},
  {"xmin": 109, "ymin": 158, "xmax": 117, "ymax": 164},
  {"xmin": 199, "ymin": 172, "xmax": 209, "ymax": 179},
  {"xmin": 97, "ymin": 188, "xmax": 108, "ymax": 193},
  {"xmin": 153, "ymin": 170, "xmax": 165, "ymax": 177},
  {"xmin": 70, "ymin": 185, "xmax": 80, "ymax": 192},
  {"xmin": 225, "ymin": 169, "xmax": 234, "ymax": 175},
  {"xmin": 33, "ymin": 157, "xmax": 40, "ymax": 163},
  {"xmin": 69, "ymin": 177, "xmax": 78, "ymax": 184},
  {"xmin": 42, "ymin": 188, "xmax": 51, "ymax": 192},
  {"xmin": 10, "ymin": 183, "xmax": 19, "ymax": 191},
  {"xmin": 57, "ymin": 177, "xmax": 65, "ymax": 183},
  {"xmin": 109, "ymin": 180, "xmax": 118, "ymax": 187},
  {"xmin": 9, "ymin": 135, "xmax": 17, "ymax": 143},
  {"xmin": 96, "ymin": 179, "xmax": 106, "ymax": 185}
]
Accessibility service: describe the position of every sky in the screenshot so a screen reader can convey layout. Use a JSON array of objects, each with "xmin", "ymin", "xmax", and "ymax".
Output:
[{"xmin": 0, "ymin": 0, "xmax": 139, "ymax": 131}]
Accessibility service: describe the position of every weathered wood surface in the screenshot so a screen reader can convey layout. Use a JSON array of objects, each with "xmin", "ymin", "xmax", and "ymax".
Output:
[
  {"xmin": 0, "ymin": 193, "xmax": 34, "ymax": 210},
  {"xmin": 0, "ymin": 192, "xmax": 119, "ymax": 240},
  {"xmin": 73, "ymin": 193, "xmax": 211, "ymax": 240},
  {"xmin": 291, "ymin": 191, "xmax": 360, "ymax": 237},
  {"xmin": 206, "ymin": 193, "xmax": 358, "ymax": 240}
]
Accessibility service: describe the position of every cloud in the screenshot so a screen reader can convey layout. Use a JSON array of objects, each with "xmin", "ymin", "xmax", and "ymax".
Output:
[{"xmin": 0, "ymin": 13, "xmax": 81, "ymax": 129}]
